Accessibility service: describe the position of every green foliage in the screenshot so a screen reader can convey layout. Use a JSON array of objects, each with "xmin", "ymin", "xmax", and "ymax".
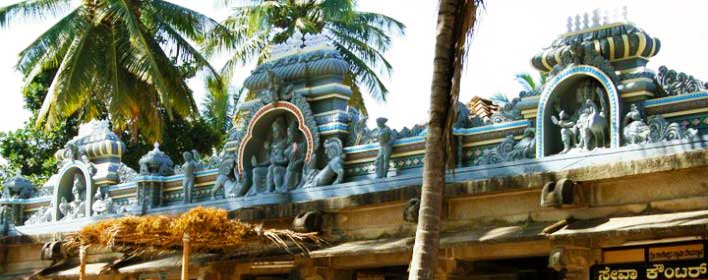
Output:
[
  {"xmin": 515, "ymin": 71, "xmax": 547, "ymax": 95},
  {"xmin": 201, "ymin": 77, "xmax": 242, "ymax": 144},
  {"xmin": 204, "ymin": 0, "xmax": 405, "ymax": 114},
  {"xmin": 0, "ymin": 0, "xmax": 228, "ymax": 141},
  {"xmin": 121, "ymin": 116, "xmax": 222, "ymax": 169}
]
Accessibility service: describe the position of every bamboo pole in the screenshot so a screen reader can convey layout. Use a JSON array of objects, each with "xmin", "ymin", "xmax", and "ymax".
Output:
[
  {"xmin": 181, "ymin": 233, "xmax": 191, "ymax": 280},
  {"xmin": 79, "ymin": 245, "xmax": 87, "ymax": 280}
]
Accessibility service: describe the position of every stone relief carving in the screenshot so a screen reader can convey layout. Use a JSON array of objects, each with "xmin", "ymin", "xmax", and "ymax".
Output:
[
  {"xmin": 60, "ymin": 174, "xmax": 86, "ymax": 220},
  {"xmin": 116, "ymin": 163, "xmax": 139, "ymax": 183},
  {"xmin": 2, "ymin": 173, "xmax": 34, "ymax": 199},
  {"xmin": 24, "ymin": 205, "xmax": 52, "ymax": 225},
  {"xmin": 622, "ymin": 104, "xmax": 697, "ymax": 144},
  {"xmin": 656, "ymin": 65, "xmax": 707, "ymax": 96},
  {"xmin": 473, "ymin": 128, "xmax": 537, "ymax": 165},
  {"xmin": 284, "ymin": 122, "xmax": 306, "ymax": 190},
  {"xmin": 303, "ymin": 138, "xmax": 345, "ymax": 188},
  {"xmin": 549, "ymin": 79, "xmax": 609, "ymax": 153},
  {"xmin": 91, "ymin": 189, "xmax": 114, "ymax": 216},
  {"xmin": 210, "ymin": 153, "xmax": 244, "ymax": 199},
  {"xmin": 549, "ymin": 42, "xmax": 618, "ymax": 83},
  {"xmin": 138, "ymin": 142, "xmax": 174, "ymax": 176},
  {"xmin": 260, "ymin": 68, "xmax": 294, "ymax": 103},
  {"xmin": 403, "ymin": 198, "xmax": 420, "ymax": 223},
  {"xmin": 491, "ymin": 97, "xmax": 523, "ymax": 123},
  {"xmin": 375, "ymin": 117, "xmax": 395, "ymax": 178}
]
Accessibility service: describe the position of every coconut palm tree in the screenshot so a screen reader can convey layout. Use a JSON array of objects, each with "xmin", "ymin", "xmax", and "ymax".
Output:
[
  {"xmin": 408, "ymin": 0, "xmax": 483, "ymax": 279},
  {"xmin": 0, "ymin": 0, "xmax": 227, "ymax": 141},
  {"xmin": 203, "ymin": 0, "xmax": 405, "ymax": 114},
  {"xmin": 515, "ymin": 71, "xmax": 547, "ymax": 96}
]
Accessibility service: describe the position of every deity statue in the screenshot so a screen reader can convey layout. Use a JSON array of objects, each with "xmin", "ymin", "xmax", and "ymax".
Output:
[
  {"xmin": 25, "ymin": 205, "xmax": 51, "ymax": 225},
  {"xmin": 266, "ymin": 118, "xmax": 289, "ymax": 192},
  {"xmin": 68, "ymin": 179, "xmax": 86, "ymax": 219},
  {"xmin": 181, "ymin": 151, "xmax": 198, "ymax": 203},
  {"xmin": 551, "ymin": 110, "xmax": 577, "ymax": 153},
  {"xmin": 509, "ymin": 128, "xmax": 537, "ymax": 160},
  {"xmin": 92, "ymin": 189, "xmax": 114, "ymax": 215},
  {"xmin": 283, "ymin": 122, "xmax": 305, "ymax": 190},
  {"xmin": 374, "ymin": 117, "xmax": 395, "ymax": 178},
  {"xmin": 58, "ymin": 197, "xmax": 71, "ymax": 220},
  {"xmin": 622, "ymin": 104, "xmax": 650, "ymax": 144},
  {"xmin": 576, "ymin": 96, "xmax": 608, "ymax": 151},
  {"xmin": 303, "ymin": 138, "xmax": 345, "ymax": 188}
]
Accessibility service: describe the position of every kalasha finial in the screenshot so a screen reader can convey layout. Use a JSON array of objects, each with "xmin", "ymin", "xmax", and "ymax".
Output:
[
  {"xmin": 153, "ymin": 142, "xmax": 160, "ymax": 150},
  {"xmin": 566, "ymin": 16, "xmax": 573, "ymax": 32},
  {"xmin": 603, "ymin": 9, "xmax": 610, "ymax": 25},
  {"xmin": 582, "ymin": 12, "xmax": 589, "ymax": 29},
  {"xmin": 574, "ymin": 14, "xmax": 581, "ymax": 31},
  {"xmin": 592, "ymin": 9, "xmax": 600, "ymax": 27},
  {"xmin": 622, "ymin": 6, "xmax": 628, "ymax": 21}
]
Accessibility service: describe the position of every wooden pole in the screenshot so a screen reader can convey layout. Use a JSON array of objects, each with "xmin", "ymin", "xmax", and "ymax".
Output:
[
  {"xmin": 79, "ymin": 245, "xmax": 87, "ymax": 280},
  {"xmin": 181, "ymin": 233, "xmax": 191, "ymax": 280}
]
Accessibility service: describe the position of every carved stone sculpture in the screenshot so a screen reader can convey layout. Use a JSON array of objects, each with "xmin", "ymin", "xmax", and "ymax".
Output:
[
  {"xmin": 473, "ymin": 129, "xmax": 537, "ymax": 165},
  {"xmin": 622, "ymin": 104, "xmax": 651, "ymax": 144},
  {"xmin": 92, "ymin": 189, "xmax": 114, "ymax": 215},
  {"xmin": 210, "ymin": 153, "xmax": 244, "ymax": 199},
  {"xmin": 551, "ymin": 111, "xmax": 577, "ymax": 153},
  {"xmin": 81, "ymin": 155, "xmax": 97, "ymax": 177},
  {"xmin": 403, "ymin": 198, "xmax": 420, "ymax": 223},
  {"xmin": 181, "ymin": 151, "xmax": 198, "ymax": 203},
  {"xmin": 283, "ymin": 123, "xmax": 305, "ymax": 190},
  {"xmin": 656, "ymin": 65, "xmax": 707, "ymax": 96},
  {"xmin": 375, "ymin": 117, "xmax": 395, "ymax": 178},
  {"xmin": 491, "ymin": 97, "xmax": 523, "ymax": 123},
  {"xmin": 647, "ymin": 115, "xmax": 697, "ymax": 143},
  {"xmin": 117, "ymin": 163, "xmax": 139, "ymax": 183},
  {"xmin": 575, "ymin": 92, "xmax": 608, "ymax": 151},
  {"xmin": 260, "ymin": 69, "xmax": 293, "ymax": 103},
  {"xmin": 138, "ymin": 142, "xmax": 174, "ymax": 176},
  {"xmin": 303, "ymin": 138, "xmax": 345, "ymax": 188},
  {"xmin": 2, "ymin": 173, "xmax": 35, "ymax": 199},
  {"xmin": 25, "ymin": 205, "xmax": 52, "ymax": 225},
  {"xmin": 267, "ymin": 119, "xmax": 289, "ymax": 192}
]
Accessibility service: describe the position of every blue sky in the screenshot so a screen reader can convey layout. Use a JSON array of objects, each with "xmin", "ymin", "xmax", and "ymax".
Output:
[{"xmin": 0, "ymin": 0, "xmax": 706, "ymax": 133}]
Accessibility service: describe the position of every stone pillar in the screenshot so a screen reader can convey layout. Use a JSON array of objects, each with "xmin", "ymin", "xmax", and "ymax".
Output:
[{"xmin": 548, "ymin": 245, "xmax": 591, "ymax": 280}]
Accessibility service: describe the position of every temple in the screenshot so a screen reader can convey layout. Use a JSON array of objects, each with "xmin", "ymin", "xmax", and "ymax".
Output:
[{"xmin": 1, "ymin": 11, "xmax": 708, "ymax": 280}]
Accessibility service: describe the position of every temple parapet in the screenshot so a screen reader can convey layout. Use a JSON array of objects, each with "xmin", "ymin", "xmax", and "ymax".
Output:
[{"xmin": 2, "ymin": 17, "xmax": 706, "ymax": 235}]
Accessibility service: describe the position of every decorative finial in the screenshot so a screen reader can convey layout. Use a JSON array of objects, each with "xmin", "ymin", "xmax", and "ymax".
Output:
[
  {"xmin": 153, "ymin": 142, "xmax": 160, "ymax": 150},
  {"xmin": 582, "ymin": 12, "xmax": 589, "ymax": 29},
  {"xmin": 574, "ymin": 14, "xmax": 581, "ymax": 31},
  {"xmin": 622, "ymin": 6, "xmax": 628, "ymax": 21},
  {"xmin": 592, "ymin": 9, "xmax": 600, "ymax": 27},
  {"xmin": 603, "ymin": 9, "xmax": 610, "ymax": 25},
  {"xmin": 566, "ymin": 16, "xmax": 573, "ymax": 32}
]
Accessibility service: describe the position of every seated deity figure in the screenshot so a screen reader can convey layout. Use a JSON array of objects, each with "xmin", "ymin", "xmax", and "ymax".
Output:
[
  {"xmin": 266, "ymin": 119, "xmax": 289, "ymax": 192},
  {"xmin": 551, "ymin": 110, "xmax": 577, "ymax": 153},
  {"xmin": 283, "ymin": 122, "xmax": 305, "ymax": 191}
]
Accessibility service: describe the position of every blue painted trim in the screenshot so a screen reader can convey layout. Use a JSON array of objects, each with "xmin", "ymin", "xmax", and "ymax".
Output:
[
  {"xmin": 452, "ymin": 120, "xmax": 530, "ymax": 135},
  {"xmin": 318, "ymin": 123, "xmax": 349, "ymax": 132},
  {"xmin": 644, "ymin": 91, "xmax": 708, "ymax": 107},
  {"xmin": 536, "ymin": 65, "xmax": 621, "ymax": 157},
  {"xmin": 344, "ymin": 136, "xmax": 426, "ymax": 153}
]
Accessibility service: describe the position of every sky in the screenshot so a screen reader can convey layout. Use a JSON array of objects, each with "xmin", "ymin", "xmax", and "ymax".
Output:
[{"xmin": 0, "ymin": 0, "xmax": 707, "ymax": 133}]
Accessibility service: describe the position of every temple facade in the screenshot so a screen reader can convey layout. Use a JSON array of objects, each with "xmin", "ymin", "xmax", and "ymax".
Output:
[{"xmin": 1, "ymin": 12, "xmax": 708, "ymax": 280}]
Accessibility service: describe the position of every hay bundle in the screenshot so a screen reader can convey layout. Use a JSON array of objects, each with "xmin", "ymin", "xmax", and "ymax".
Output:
[{"xmin": 64, "ymin": 207, "xmax": 321, "ymax": 255}]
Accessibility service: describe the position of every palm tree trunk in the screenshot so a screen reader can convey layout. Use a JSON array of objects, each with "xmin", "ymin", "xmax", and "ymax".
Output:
[{"xmin": 409, "ymin": 0, "xmax": 480, "ymax": 279}]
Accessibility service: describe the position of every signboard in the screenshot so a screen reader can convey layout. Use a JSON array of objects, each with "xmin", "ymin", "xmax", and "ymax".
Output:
[{"xmin": 592, "ymin": 242, "xmax": 708, "ymax": 280}]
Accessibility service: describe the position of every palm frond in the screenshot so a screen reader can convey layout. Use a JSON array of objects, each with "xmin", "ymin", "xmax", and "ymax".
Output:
[
  {"xmin": 16, "ymin": 7, "xmax": 80, "ymax": 75},
  {"xmin": 0, "ymin": 0, "xmax": 72, "ymax": 27}
]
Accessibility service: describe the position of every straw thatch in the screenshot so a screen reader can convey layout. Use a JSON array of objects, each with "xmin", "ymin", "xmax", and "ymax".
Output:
[{"xmin": 63, "ymin": 207, "xmax": 321, "ymax": 255}]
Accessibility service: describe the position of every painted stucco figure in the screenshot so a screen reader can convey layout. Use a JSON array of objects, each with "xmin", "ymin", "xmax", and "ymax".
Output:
[
  {"xmin": 375, "ymin": 117, "xmax": 395, "ymax": 178},
  {"xmin": 303, "ymin": 138, "xmax": 345, "ymax": 188}
]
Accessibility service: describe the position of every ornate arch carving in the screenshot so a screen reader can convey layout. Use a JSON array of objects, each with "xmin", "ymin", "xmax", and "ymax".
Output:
[{"xmin": 536, "ymin": 65, "xmax": 621, "ymax": 157}]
